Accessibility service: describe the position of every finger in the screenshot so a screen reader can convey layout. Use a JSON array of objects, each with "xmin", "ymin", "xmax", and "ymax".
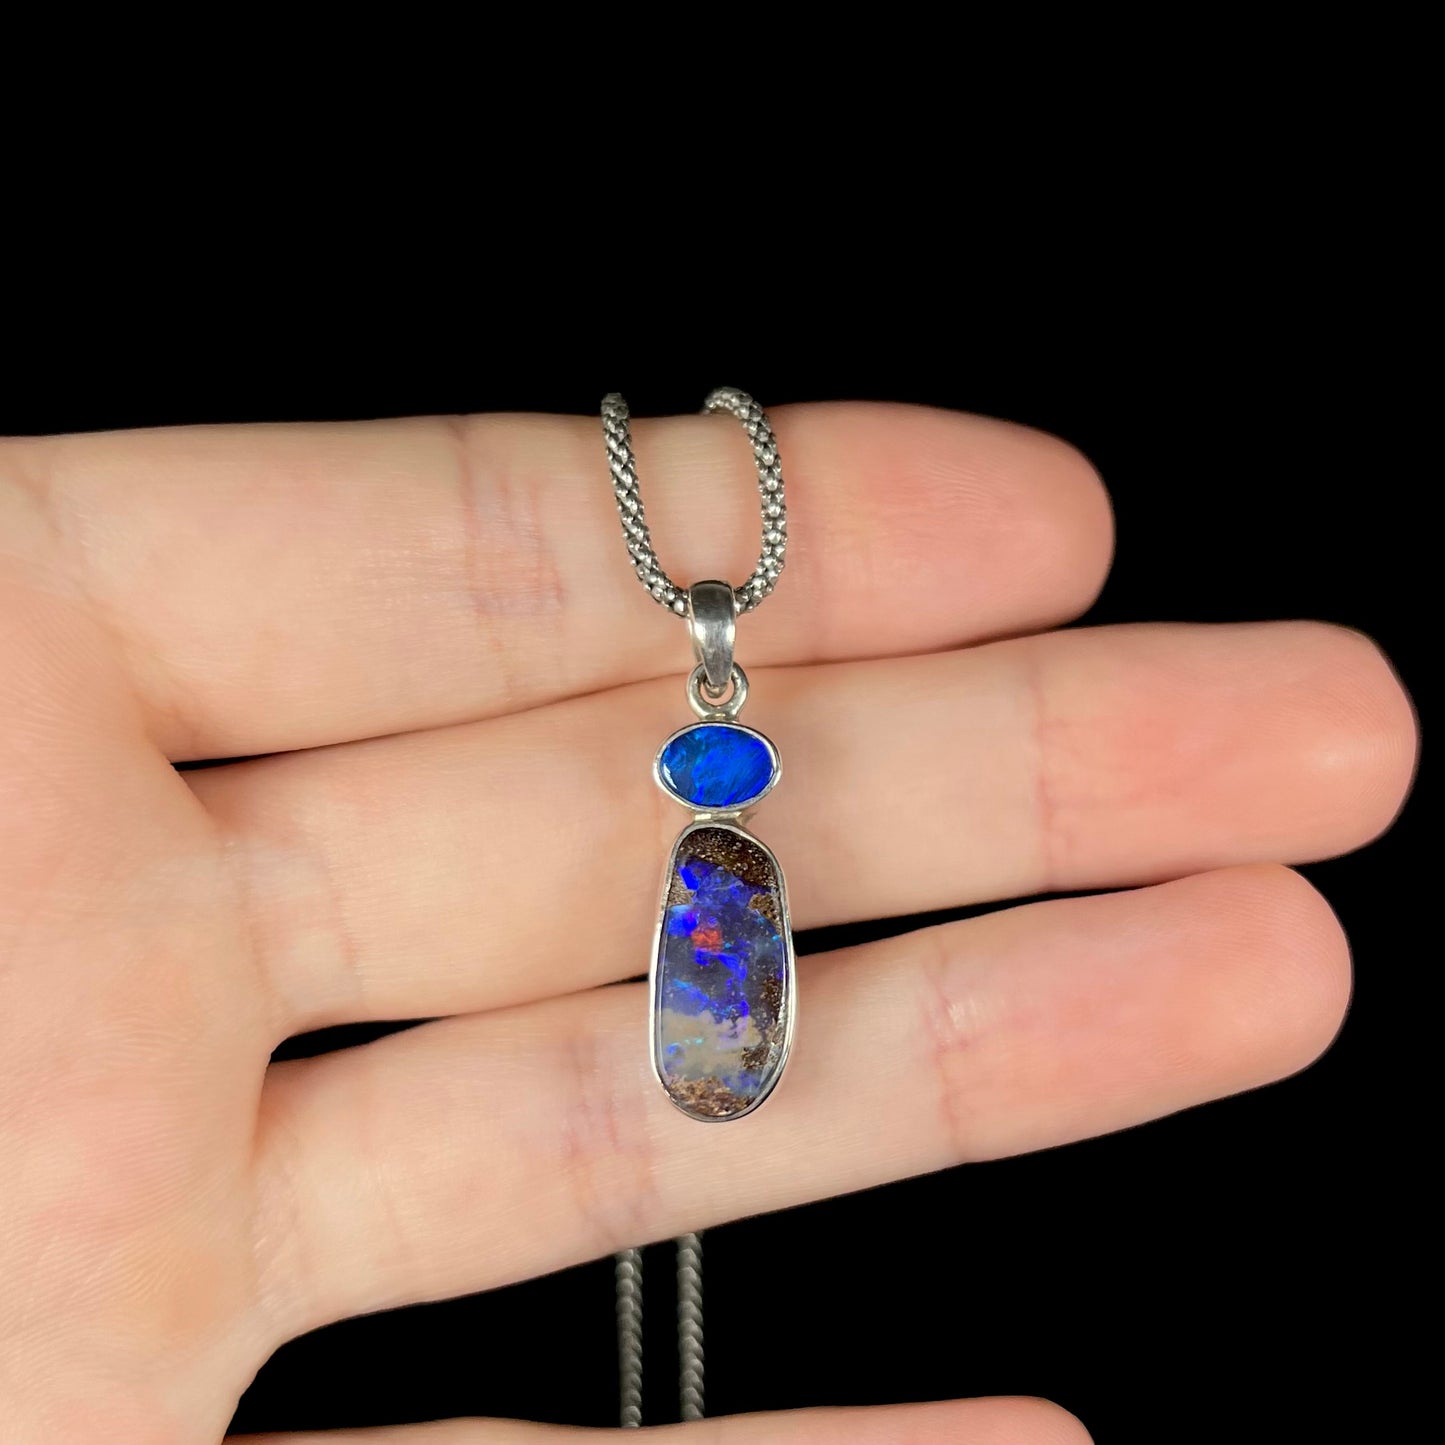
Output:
[
  {"xmin": 253, "ymin": 865, "xmax": 1348, "ymax": 1331},
  {"xmin": 194, "ymin": 622, "xmax": 1412, "ymax": 1030},
  {"xmin": 232, "ymin": 1397, "xmax": 1089, "ymax": 1444},
  {"xmin": 15, "ymin": 404, "xmax": 1110, "ymax": 757}
]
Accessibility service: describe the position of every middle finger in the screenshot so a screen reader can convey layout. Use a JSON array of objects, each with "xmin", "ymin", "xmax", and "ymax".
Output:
[{"xmin": 192, "ymin": 619, "xmax": 1408, "ymax": 1031}]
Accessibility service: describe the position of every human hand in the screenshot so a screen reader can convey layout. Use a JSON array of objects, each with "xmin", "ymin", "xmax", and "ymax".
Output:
[{"xmin": 0, "ymin": 405, "xmax": 1415, "ymax": 1443}]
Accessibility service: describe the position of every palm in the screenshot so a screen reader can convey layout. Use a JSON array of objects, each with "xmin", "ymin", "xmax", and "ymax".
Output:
[{"xmin": 0, "ymin": 405, "xmax": 1414, "ymax": 1444}]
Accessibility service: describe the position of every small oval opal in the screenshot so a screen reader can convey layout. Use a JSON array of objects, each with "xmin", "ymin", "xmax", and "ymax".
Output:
[
  {"xmin": 654, "ymin": 823, "xmax": 793, "ymax": 1120},
  {"xmin": 657, "ymin": 723, "xmax": 777, "ymax": 809}
]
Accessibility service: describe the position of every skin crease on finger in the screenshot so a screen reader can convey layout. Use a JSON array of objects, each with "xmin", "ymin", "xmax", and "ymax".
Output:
[{"xmin": 233, "ymin": 1396, "xmax": 1093, "ymax": 1444}]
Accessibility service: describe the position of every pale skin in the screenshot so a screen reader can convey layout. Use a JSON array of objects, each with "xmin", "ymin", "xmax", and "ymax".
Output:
[{"xmin": 0, "ymin": 404, "xmax": 1416, "ymax": 1444}]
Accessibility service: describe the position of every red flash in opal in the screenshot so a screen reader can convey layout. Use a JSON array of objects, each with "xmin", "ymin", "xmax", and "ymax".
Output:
[{"xmin": 690, "ymin": 923, "xmax": 723, "ymax": 950}]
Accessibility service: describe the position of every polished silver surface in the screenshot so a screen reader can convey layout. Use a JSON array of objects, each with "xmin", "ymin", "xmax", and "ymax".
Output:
[
  {"xmin": 648, "ymin": 819, "xmax": 796, "ymax": 1125},
  {"xmin": 652, "ymin": 719, "xmax": 781, "ymax": 818},
  {"xmin": 677, "ymin": 1232, "xmax": 705, "ymax": 1421},
  {"xmin": 687, "ymin": 580, "xmax": 738, "ymax": 694},
  {"xmin": 601, "ymin": 388, "xmax": 787, "ymax": 615}
]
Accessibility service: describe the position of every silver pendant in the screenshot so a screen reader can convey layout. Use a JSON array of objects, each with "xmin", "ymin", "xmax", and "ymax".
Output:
[{"xmin": 648, "ymin": 582, "xmax": 795, "ymax": 1121}]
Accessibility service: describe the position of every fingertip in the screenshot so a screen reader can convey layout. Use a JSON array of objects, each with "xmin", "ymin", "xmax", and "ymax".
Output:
[
  {"xmin": 772, "ymin": 402, "xmax": 1114, "ymax": 654},
  {"xmin": 875, "ymin": 1396, "xmax": 1093, "ymax": 1445},
  {"xmin": 994, "ymin": 420, "xmax": 1114, "ymax": 629},
  {"xmin": 1169, "ymin": 863, "xmax": 1352, "ymax": 1085},
  {"xmin": 1238, "ymin": 863, "xmax": 1353, "ymax": 1078},
  {"xmin": 1002, "ymin": 1396, "xmax": 1096, "ymax": 1445},
  {"xmin": 902, "ymin": 405, "xmax": 1115, "ymax": 635},
  {"xmin": 1274, "ymin": 620, "xmax": 1419, "ymax": 852},
  {"xmin": 705, "ymin": 1397, "xmax": 1094, "ymax": 1445}
]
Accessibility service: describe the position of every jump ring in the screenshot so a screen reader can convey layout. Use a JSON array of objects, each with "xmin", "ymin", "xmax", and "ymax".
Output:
[{"xmin": 686, "ymin": 662, "xmax": 749, "ymax": 720}]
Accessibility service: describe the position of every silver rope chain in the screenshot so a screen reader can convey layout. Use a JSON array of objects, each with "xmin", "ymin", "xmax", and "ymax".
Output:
[
  {"xmin": 613, "ymin": 1236, "xmax": 706, "ymax": 1429},
  {"xmin": 601, "ymin": 388, "xmax": 788, "ymax": 615},
  {"xmin": 614, "ymin": 1248, "xmax": 644, "ymax": 1429},
  {"xmin": 676, "ymin": 1233, "xmax": 705, "ymax": 1422},
  {"xmin": 604, "ymin": 390, "xmax": 781, "ymax": 1426}
]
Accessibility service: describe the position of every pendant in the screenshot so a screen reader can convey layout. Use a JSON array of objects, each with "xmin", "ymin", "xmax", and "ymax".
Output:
[{"xmin": 649, "ymin": 582, "xmax": 795, "ymax": 1121}]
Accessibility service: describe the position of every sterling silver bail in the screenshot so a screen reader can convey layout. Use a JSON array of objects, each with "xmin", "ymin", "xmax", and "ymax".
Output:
[{"xmin": 687, "ymin": 581, "xmax": 737, "ymax": 695}]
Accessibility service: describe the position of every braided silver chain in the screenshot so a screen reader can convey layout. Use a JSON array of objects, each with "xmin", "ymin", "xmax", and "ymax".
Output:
[
  {"xmin": 676, "ymin": 1233, "xmax": 705, "ymax": 1422},
  {"xmin": 601, "ymin": 388, "xmax": 788, "ymax": 616},
  {"xmin": 615, "ymin": 1248, "xmax": 644, "ymax": 1429},
  {"xmin": 614, "ymin": 1236, "xmax": 705, "ymax": 1428}
]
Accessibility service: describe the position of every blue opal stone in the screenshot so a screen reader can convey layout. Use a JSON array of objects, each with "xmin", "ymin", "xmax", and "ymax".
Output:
[
  {"xmin": 654, "ymin": 824, "xmax": 791, "ymax": 1119},
  {"xmin": 657, "ymin": 723, "xmax": 777, "ymax": 810}
]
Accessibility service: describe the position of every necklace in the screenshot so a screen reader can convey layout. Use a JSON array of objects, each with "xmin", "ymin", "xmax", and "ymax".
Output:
[{"xmin": 603, "ymin": 387, "xmax": 795, "ymax": 1124}]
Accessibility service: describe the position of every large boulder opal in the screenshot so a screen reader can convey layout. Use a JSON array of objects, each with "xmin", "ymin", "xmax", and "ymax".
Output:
[{"xmin": 653, "ymin": 822, "xmax": 793, "ymax": 1120}]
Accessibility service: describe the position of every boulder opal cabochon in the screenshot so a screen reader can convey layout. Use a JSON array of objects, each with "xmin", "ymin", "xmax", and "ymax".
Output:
[
  {"xmin": 656, "ymin": 723, "xmax": 779, "ymax": 810},
  {"xmin": 653, "ymin": 822, "xmax": 793, "ymax": 1120}
]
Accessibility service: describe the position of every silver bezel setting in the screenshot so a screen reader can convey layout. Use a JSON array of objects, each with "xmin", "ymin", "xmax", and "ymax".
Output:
[
  {"xmin": 651, "ymin": 721, "xmax": 783, "ymax": 820},
  {"xmin": 648, "ymin": 818, "xmax": 796, "ymax": 1123}
]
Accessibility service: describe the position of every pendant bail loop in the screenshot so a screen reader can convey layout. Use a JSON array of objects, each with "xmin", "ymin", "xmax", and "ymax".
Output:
[{"xmin": 687, "ymin": 581, "xmax": 738, "ymax": 695}]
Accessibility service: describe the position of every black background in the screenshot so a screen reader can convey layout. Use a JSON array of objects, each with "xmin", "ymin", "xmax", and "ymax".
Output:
[{"xmin": 2, "ymin": 301, "xmax": 1423, "ymax": 1444}]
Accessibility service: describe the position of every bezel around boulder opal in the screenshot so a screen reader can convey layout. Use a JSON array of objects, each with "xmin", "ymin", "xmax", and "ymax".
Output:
[
  {"xmin": 654, "ymin": 722, "xmax": 781, "ymax": 812},
  {"xmin": 650, "ymin": 820, "xmax": 795, "ymax": 1121}
]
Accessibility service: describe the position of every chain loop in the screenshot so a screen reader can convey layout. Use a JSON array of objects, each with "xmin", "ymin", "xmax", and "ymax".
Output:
[{"xmin": 601, "ymin": 388, "xmax": 788, "ymax": 616}]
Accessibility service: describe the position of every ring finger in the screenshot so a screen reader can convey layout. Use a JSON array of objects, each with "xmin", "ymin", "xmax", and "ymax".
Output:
[{"xmin": 192, "ymin": 620, "xmax": 1411, "ymax": 1030}]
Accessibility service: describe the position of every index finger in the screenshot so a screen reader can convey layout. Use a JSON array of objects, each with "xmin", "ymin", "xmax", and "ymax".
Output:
[{"xmin": 10, "ymin": 403, "xmax": 1110, "ymax": 757}]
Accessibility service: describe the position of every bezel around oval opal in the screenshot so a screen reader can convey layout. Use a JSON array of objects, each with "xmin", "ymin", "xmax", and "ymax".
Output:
[{"xmin": 652, "ymin": 720, "xmax": 782, "ymax": 815}]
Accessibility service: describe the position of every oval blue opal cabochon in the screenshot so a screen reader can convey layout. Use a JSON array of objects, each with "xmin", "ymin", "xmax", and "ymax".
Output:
[{"xmin": 656, "ymin": 723, "xmax": 779, "ymax": 810}]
